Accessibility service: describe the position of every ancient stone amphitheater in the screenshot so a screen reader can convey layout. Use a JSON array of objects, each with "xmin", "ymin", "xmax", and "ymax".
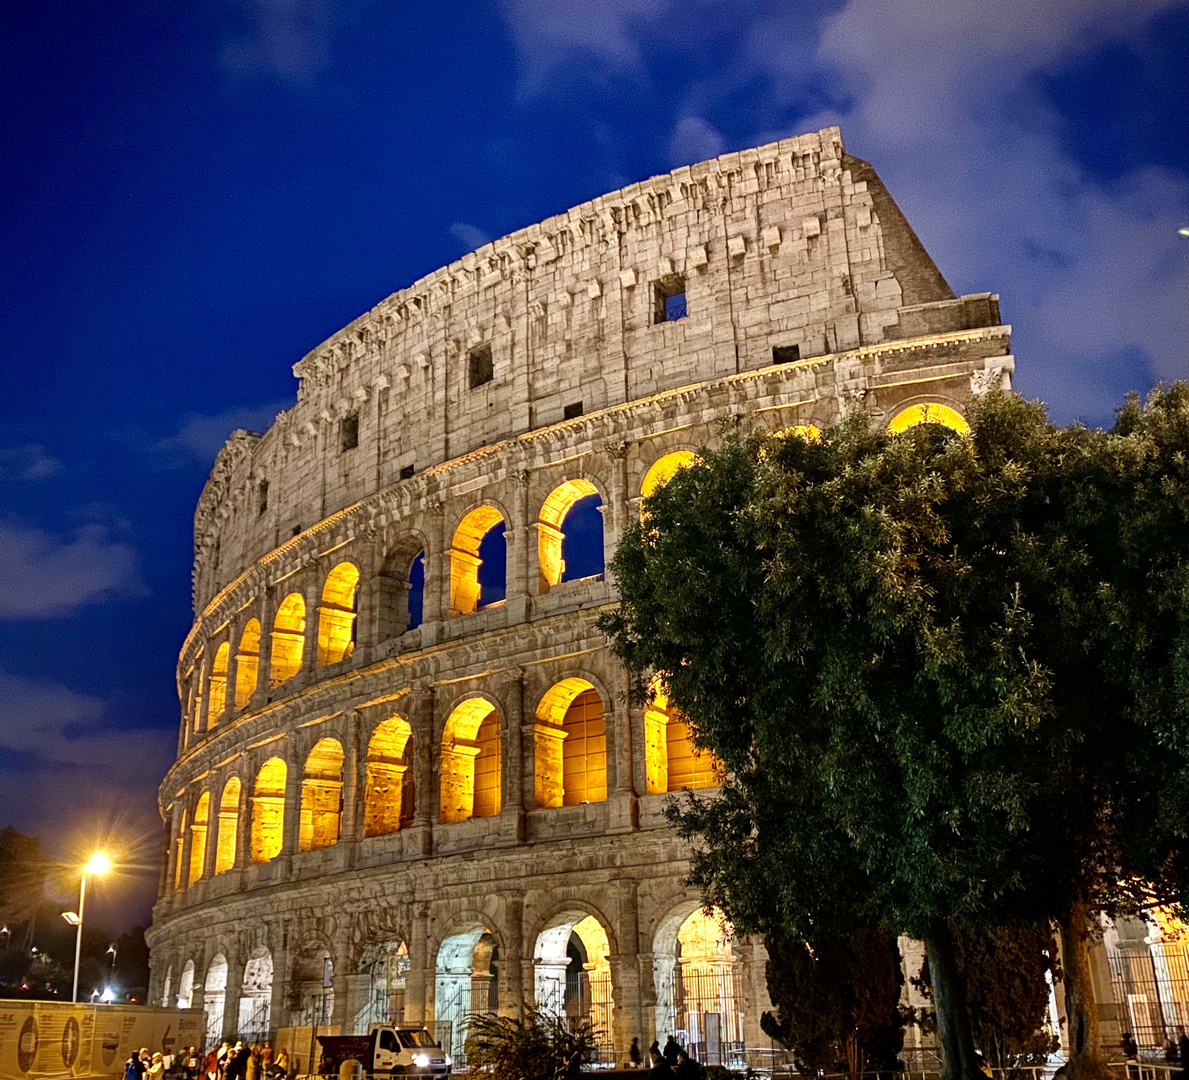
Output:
[{"xmin": 146, "ymin": 126, "xmax": 1013, "ymax": 1068}]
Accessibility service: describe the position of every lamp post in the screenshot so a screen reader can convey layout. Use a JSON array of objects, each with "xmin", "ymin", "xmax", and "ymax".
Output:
[{"xmin": 70, "ymin": 853, "xmax": 111, "ymax": 1004}]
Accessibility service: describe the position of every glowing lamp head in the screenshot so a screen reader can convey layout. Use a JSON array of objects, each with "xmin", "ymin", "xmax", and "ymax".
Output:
[
  {"xmin": 1179, "ymin": 227, "xmax": 1189, "ymax": 238},
  {"xmin": 85, "ymin": 853, "xmax": 111, "ymax": 876}
]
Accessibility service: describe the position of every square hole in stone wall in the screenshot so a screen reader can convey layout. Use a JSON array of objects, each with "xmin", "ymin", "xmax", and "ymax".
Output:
[
  {"xmin": 469, "ymin": 344, "xmax": 494, "ymax": 388},
  {"xmin": 399, "ymin": 464, "xmax": 415, "ymax": 480},
  {"xmin": 654, "ymin": 276, "xmax": 687, "ymax": 324},
  {"xmin": 257, "ymin": 480, "xmax": 269, "ymax": 516},
  {"xmin": 340, "ymin": 413, "xmax": 359, "ymax": 451},
  {"xmin": 772, "ymin": 344, "xmax": 801, "ymax": 365},
  {"xmin": 563, "ymin": 401, "xmax": 584, "ymax": 420}
]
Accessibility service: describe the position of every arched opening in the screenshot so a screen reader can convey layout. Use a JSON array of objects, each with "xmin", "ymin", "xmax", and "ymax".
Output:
[
  {"xmin": 450, "ymin": 507, "xmax": 506, "ymax": 616},
  {"xmin": 161, "ymin": 965, "xmax": 173, "ymax": 1008},
  {"xmin": 299, "ymin": 738, "xmax": 344, "ymax": 852},
  {"xmin": 237, "ymin": 947, "xmax": 273, "ymax": 1041},
  {"xmin": 408, "ymin": 551, "xmax": 425, "ymax": 630},
  {"xmin": 174, "ymin": 808, "xmax": 188, "ymax": 891},
  {"xmin": 534, "ymin": 680, "xmax": 607, "ymax": 808},
  {"xmin": 214, "ymin": 777, "xmax": 240, "ymax": 874},
  {"xmin": 364, "ymin": 718, "xmax": 415, "ymax": 838},
  {"xmin": 378, "ymin": 545, "xmax": 425, "ymax": 640},
  {"xmin": 177, "ymin": 959, "xmax": 195, "ymax": 1010},
  {"xmin": 641, "ymin": 451, "xmax": 696, "ymax": 500},
  {"xmin": 440, "ymin": 699, "xmax": 501, "ymax": 823},
  {"xmin": 434, "ymin": 926, "xmax": 499, "ymax": 1063},
  {"xmin": 534, "ymin": 912, "xmax": 614, "ymax": 1061},
  {"xmin": 208, "ymin": 643, "xmax": 229, "ymax": 727},
  {"xmin": 356, "ymin": 940, "xmax": 410, "ymax": 1032},
  {"xmin": 188, "ymin": 791, "xmax": 210, "ymax": 886},
  {"xmin": 203, "ymin": 954, "xmax": 228, "ymax": 1047},
  {"xmin": 644, "ymin": 689, "xmax": 721, "ymax": 795},
  {"xmin": 653, "ymin": 905, "xmax": 743, "ymax": 1066},
  {"xmin": 887, "ymin": 402, "xmax": 970, "ymax": 435},
  {"xmin": 537, "ymin": 481, "xmax": 605, "ymax": 592},
  {"xmin": 318, "ymin": 562, "xmax": 359, "ymax": 666},
  {"xmin": 270, "ymin": 593, "xmax": 306, "ymax": 687},
  {"xmin": 190, "ymin": 658, "xmax": 205, "ymax": 739},
  {"xmin": 235, "ymin": 619, "xmax": 261, "ymax": 709},
  {"xmin": 289, "ymin": 944, "xmax": 334, "ymax": 1032},
  {"xmin": 251, "ymin": 757, "xmax": 287, "ymax": 864}
]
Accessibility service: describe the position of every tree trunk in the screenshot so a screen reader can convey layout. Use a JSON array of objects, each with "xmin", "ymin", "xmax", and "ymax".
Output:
[
  {"xmin": 924, "ymin": 923, "xmax": 984, "ymax": 1080},
  {"xmin": 1059, "ymin": 897, "xmax": 1119, "ymax": 1080}
]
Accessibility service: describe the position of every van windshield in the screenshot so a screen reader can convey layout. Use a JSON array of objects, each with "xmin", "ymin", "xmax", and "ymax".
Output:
[{"xmin": 396, "ymin": 1031, "xmax": 437, "ymax": 1049}]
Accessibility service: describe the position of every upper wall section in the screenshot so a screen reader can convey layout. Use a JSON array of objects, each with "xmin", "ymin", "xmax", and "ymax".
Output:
[{"xmin": 191, "ymin": 126, "xmax": 998, "ymax": 611}]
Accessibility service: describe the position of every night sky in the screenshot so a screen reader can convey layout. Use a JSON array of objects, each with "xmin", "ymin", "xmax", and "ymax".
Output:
[{"xmin": 2, "ymin": 0, "xmax": 1187, "ymax": 932}]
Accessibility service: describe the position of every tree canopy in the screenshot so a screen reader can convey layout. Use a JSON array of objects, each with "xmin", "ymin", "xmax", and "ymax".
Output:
[{"xmin": 601, "ymin": 389, "xmax": 1189, "ymax": 1080}]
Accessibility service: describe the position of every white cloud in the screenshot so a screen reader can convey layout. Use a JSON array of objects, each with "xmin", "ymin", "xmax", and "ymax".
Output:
[
  {"xmin": 154, "ymin": 401, "xmax": 288, "ymax": 469},
  {"xmin": 450, "ymin": 222, "xmax": 491, "ymax": 252},
  {"xmin": 0, "ymin": 519, "xmax": 142, "ymax": 619},
  {"xmin": 220, "ymin": 0, "xmax": 347, "ymax": 84},
  {"xmin": 0, "ymin": 444, "xmax": 61, "ymax": 481},
  {"xmin": 668, "ymin": 116, "xmax": 725, "ymax": 167}
]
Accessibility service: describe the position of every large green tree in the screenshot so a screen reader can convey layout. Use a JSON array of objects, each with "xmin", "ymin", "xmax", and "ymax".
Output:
[{"xmin": 601, "ymin": 391, "xmax": 1189, "ymax": 1080}]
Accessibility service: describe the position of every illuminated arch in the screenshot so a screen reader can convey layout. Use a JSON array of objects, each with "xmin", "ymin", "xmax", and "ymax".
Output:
[
  {"xmin": 440, "ymin": 698, "xmax": 501, "ymax": 823},
  {"xmin": 653, "ymin": 904, "xmax": 741, "ymax": 1051},
  {"xmin": 207, "ymin": 642, "xmax": 229, "ymax": 727},
  {"xmin": 177, "ymin": 959, "xmax": 195, "ymax": 1009},
  {"xmin": 251, "ymin": 757, "xmax": 287, "ymax": 864},
  {"xmin": 317, "ymin": 562, "xmax": 359, "ymax": 666},
  {"xmin": 434, "ymin": 924, "xmax": 499, "ymax": 1060},
  {"xmin": 188, "ymin": 790, "xmax": 210, "ymax": 886},
  {"xmin": 533, "ymin": 909, "xmax": 613, "ymax": 1035},
  {"xmin": 174, "ymin": 808, "xmax": 188, "ymax": 890},
  {"xmin": 364, "ymin": 717, "xmax": 415, "ymax": 838},
  {"xmin": 299, "ymin": 737, "xmax": 345, "ymax": 851},
  {"xmin": 234, "ymin": 619, "xmax": 260, "ymax": 709},
  {"xmin": 782, "ymin": 423, "xmax": 821, "ymax": 441},
  {"xmin": 214, "ymin": 776, "xmax": 240, "ymax": 875},
  {"xmin": 203, "ymin": 954, "xmax": 228, "ymax": 1045},
  {"xmin": 238, "ymin": 946, "xmax": 273, "ymax": 1039},
  {"xmin": 450, "ymin": 506, "xmax": 506, "ymax": 617},
  {"xmin": 887, "ymin": 402, "xmax": 970, "ymax": 435},
  {"xmin": 537, "ymin": 480, "xmax": 604, "ymax": 592},
  {"xmin": 644, "ymin": 688, "xmax": 721, "ymax": 794},
  {"xmin": 533, "ymin": 679, "xmax": 607, "ymax": 808},
  {"xmin": 269, "ymin": 593, "xmax": 306, "ymax": 687},
  {"xmin": 641, "ymin": 450, "xmax": 696, "ymax": 499}
]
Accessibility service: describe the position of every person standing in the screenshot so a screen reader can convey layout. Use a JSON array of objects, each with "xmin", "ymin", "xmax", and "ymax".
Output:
[
  {"xmin": 649, "ymin": 1049, "xmax": 673, "ymax": 1078},
  {"xmin": 629, "ymin": 1038, "xmax": 643, "ymax": 1068},
  {"xmin": 663, "ymin": 1037, "xmax": 681, "ymax": 1070}
]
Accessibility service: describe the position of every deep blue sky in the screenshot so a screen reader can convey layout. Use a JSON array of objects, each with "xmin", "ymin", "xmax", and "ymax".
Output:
[{"xmin": 2, "ymin": 0, "xmax": 1187, "ymax": 931}]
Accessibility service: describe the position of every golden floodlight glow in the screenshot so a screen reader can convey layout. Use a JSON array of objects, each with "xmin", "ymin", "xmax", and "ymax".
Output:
[
  {"xmin": 1179, "ymin": 227, "xmax": 1189, "ymax": 238},
  {"xmin": 85, "ymin": 853, "xmax": 111, "ymax": 876}
]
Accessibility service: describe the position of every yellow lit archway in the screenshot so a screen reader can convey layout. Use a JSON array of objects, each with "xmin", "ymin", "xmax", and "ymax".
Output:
[
  {"xmin": 641, "ymin": 451, "xmax": 696, "ymax": 499},
  {"xmin": 235, "ymin": 619, "xmax": 260, "ymax": 709},
  {"xmin": 450, "ymin": 506, "xmax": 505, "ymax": 617},
  {"xmin": 270, "ymin": 593, "xmax": 306, "ymax": 687},
  {"xmin": 644, "ymin": 688, "xmax": 722, "ymax": 795},
  {"xmin": 887, "ymin": 402, "xmax": 969, "ymax": 435},
  {"xmin": 533, "ymin": 679, "xmax": 607, "ymax": 808},
  {"xmin": 364, "ymin": 717, "xmax": 415, "ymax": 838},
  {"xmin": 188, "ymin": 790, "xmax": 210, "ymax": 886},
  {"xmin": 537, "ymin": 480, "xmax": 602, "ymax": 592},
  {"xmin": 299, "ymin": 738, "xmax": 344, "ymax": 852},
  {"xmin": 440, "ymin": 698, "xmax": 501, "ymax": 823},
  {"xmin": 317, "ymin": 562, "xmax": 359, "ymax": 666},
  {"xmin": 174, "ymin": 807, "xmax": 187, "ymax": 890},
  {"xmin": 251, "ymin": 757, "xmax": 287, "ymax": 864},
  {"xmin": 207, "ymin": 643, "xmax": 229, "ymax": 728},
  {"xmin": 215, "ymin": 777, "xmax": 240, "ymax": 874}
]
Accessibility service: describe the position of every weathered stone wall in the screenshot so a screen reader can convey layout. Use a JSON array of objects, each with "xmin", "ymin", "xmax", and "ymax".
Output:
[{"xmin": 149, "ymin": 127, "xmax": 1014, "ymax": 1062}]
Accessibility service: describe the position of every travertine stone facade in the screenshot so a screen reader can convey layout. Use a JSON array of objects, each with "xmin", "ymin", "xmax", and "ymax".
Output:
[{"xmin": 148, "ymin": 127, "xmax": 1013, "ymax": 1063}]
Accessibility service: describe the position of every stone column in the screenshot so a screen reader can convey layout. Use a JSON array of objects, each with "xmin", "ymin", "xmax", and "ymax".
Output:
[
  {"xmin": 405, "ymin": 904, "xmax": 431, "ymax": 1024},
  {"xmin": 269, "ymin": 923, "xmax": 289, "ymax": 1036},
  {"xmin": 157, "ymin": 819, "xmax": 171, "ymax": 901},
  {"xmin": 505, "ymin": 471, "xmax": 530, "ymax": 622},
  {"xmin": 501, "ymin": 894, "xmax": 525, "ymax": 1020},
  {"xmin": 178, "ymin": 797, "xmax": 195, "ymax": 897},
  {"xmin": 234, "ymin": 770, "xmax": 253, "ymax": 870},
  {"xmin": 340, "ymin": 713, "xmax": 362, "ymax": 858},
  {"xmin": 222, "ymin": 948, "xmax": 243, "ymax": 1042},
  {"xmin": 609, "ymin": 878, "xmax": 643, "ymax": 1061},
  {"xmin": 426, "ymin": 502, "xmax": 449, "ymax": 629},
  {"xmin": 281, "ymin": 748, "xmax": 303, "ymax": 862},
  {"xmin": 738, "ymin": 937, "xmax": 775, "ymax": 1056},
  {"xmin": 301, "ymin": 580, "xmax": 320, "ymax": 682},
  {"xmin": 252, "ymin": 584, "xmax": 274, "ymax": 710},
  {"xmin": 165, "ymin": 803, "xmax": 183, "ymax": 902},
  {"xmin": 405, "ymin": 682, "xmax": 434, "ymax": 855},
  {"xmin": 340, "ymin": 973, "xmax": 372, "ymax": 1035},
  {"xmin": 203, "ymin": 787, "xmax": 221, "ymax": 881},
  {"xmin": 329, "ymin": 922, "xmax": 354, "ymax": 1031},
  {"xmin": 500, "ymin": 669, "xmax": 526, "ymax": 843}
]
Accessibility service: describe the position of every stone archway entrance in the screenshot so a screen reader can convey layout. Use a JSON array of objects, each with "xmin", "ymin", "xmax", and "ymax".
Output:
[
  {"xmin": 653, "ymin": 905, "xmax": 744, "ymax": 1067},
  {"xmin": 357, "ymin": 940, "xmax": 410, "ymax": 1031},
  {"xmin": 237, "ymin": 947, "xmax": 273, "ymax": 1041},
  {"xmin": 203, "ymin": 955, "xmax": 228, "ymax": 1048},
  {"xmin": 533, "ymin": 911, "xmax": 614, "ymax": 1062},
  {"xmin": 434, "ymin": 925, "xmax": 499, "ymax": 1063}
]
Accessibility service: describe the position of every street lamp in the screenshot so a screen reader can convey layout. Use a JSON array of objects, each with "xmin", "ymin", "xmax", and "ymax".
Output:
[{"xmin": 70, "ymin": 853, "xmax": 111, "ymax": 1004}]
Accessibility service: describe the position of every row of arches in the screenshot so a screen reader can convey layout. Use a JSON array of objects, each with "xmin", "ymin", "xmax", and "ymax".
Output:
[
  {"xmin": 172, "ymin": 681, "xmax": 717, "ymax": 889},
  {"xmin": 182, "ymin": 403, "xmax": 967, "ymax": 743}
]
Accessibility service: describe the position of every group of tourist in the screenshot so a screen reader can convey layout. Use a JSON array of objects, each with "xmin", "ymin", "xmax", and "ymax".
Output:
[
  {"xmin": 626, "ymin": 1035, "xmax": 705, "ymax": 1078},
  {"xmin": 126, "ymin": 1042, "xmax": 289, "ymax": 1080},
  {"xmin": 122, "ymin": 1048, "xmax": 165, "ymax": 1080}
]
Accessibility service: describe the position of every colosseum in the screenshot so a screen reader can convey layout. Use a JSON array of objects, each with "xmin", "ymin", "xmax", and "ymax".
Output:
[{"xmin": 146, "ymin": 125, "xmax": 1014, "ymax": 1069}]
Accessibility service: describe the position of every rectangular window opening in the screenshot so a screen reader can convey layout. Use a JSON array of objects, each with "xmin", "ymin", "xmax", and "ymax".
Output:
[
  {"xmin": 399, "ymin": 463, "xmax": 415, "ymax": 481},
  {"xmin": 340, "ymin": 414, "xmax": 359, "ymax": 452},
  {"xmin": 468, "ymin": 344, "xmax": 494, "ymax": 388},
  {"xmin": 772, "ymin": 344, "xmax": 801, "ymax": 365},
  {"xmin": 563, "ymin": 401, "xmax": 584, "ymax": 421},
  {"xmin": 654, "ymin": 276, "xmax": 687, "ymax": 324},
  {"xmin": 257, "ymin": 480, "xmax": 269, "ymax": 516}
]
